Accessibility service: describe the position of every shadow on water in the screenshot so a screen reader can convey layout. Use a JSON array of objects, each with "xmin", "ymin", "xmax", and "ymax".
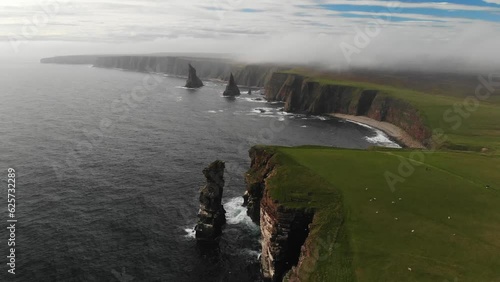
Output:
[{"xmin": 194, "ymin": 225, "xmax": 263, "ymax": 282}]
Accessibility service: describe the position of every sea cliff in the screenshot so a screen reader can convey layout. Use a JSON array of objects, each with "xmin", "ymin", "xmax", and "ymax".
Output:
[
  {"xmin": 265, "ymin": 72, "xmax": 432, "ymax": 146},
  {"xmin": 41, "ymin": 55, "xmax": 283, "ymax": 87},
  {"xmin": 244, "ymin": 147, "xmax": 326, "ymax": 281}
]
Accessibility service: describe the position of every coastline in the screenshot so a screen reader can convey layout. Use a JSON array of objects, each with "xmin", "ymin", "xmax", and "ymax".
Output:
[{"xmin": 329, "ymin": 113, "xmax": 425, "ymax": 149}]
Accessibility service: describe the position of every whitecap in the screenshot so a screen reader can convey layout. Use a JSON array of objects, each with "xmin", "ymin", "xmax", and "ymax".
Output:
[
  {"xmin": 365, "ymin": 129, "xmax": 402, "ymax": 148},
  {"xmin": 343, "ymin": 120, "xmax": 401, "ymax": 148},
  {"xmin": 223, "ymin": 197, "xmax": 258, "ymax": 230},
  {"xmin": 251, "ymin": 107, "xmax": 275, "ymax": 114},
  {"xmin": 238, "ymin": 97, "xmax": 267, "ymax": 103},
  {"xmin": 242, "ymin": 249, "xmax": 261, "ymax": 259},
  {"xmin": 184, "ymin": 227, "xmax": 196, "ymax": 239}
]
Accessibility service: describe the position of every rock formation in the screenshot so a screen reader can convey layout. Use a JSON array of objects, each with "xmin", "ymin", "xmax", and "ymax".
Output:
[
  {"xmin": 195, "ymin": 160, "xmax": 226, "ymax": 242},
  {"xmin": 244, "ymin": 147, "xmax": 315, "ymax": 281},
  {"xmin": 42, "ymin": 55, "xmax": 286, "ymax": 87},
  {"xmin": 223, "ymin": 73, "xmax": 241, "ymax": 96},
  {"xmin": 265, "ymin": 72, "xmax": 431, "ymax": 146},
  {"xmin": 185, "ymin": 63, "xmax": 204, "ymax": 88}
]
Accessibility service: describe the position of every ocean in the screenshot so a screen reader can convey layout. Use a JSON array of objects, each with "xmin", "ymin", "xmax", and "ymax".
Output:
[{"xmin": 0, "ymin": 62, "xmax": 399, "ymax": 281}]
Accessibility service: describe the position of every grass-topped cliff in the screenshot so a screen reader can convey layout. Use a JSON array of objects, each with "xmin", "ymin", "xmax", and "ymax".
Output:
[
  {"xmin": 249, "ymin": 145, "xmax": 500, "ymax": 281},
  {"xmin": 268, "ymin": 69, "xmax": 500, "ymax": 153}
]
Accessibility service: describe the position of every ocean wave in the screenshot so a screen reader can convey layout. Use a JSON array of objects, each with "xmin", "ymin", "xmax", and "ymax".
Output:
[
  {"xmin": 238, "ymin": 97, "xmax": 268, "ymax": 103},
  {"xmin": 251, "ymin": 107, "xmax": 275, "ymax": 114},
  {"xmin": 294, "ymin": 114, "xmax": 331, "ymax": 121},
  {"xmin": 184, "ymin": 227, "xmax": 196, "ymax": 239},
  {"xmin": 365, "ymin": 129, "xmax": 402, "ymax": 148},
  {"xmin": 223, "ymin": 197, "xmax": 258, "ymax": 231},
  {"xmin": 342, "ymin": 120, "xmax": 401, "ymax": 148},
  {"xmin": 241, "ymin": 249, "xmax": 261, "ymax": 260}
]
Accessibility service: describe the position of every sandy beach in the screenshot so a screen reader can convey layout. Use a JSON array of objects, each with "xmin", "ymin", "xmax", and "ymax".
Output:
[{"xmin": 330, "ymin": 113, "xmax": 425, "ymax": 149}]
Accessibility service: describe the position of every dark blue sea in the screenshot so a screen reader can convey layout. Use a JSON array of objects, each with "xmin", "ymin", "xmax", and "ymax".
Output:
[{"xmin": 0, "ymin": 62, "xmax": 398, "ymax": 281}]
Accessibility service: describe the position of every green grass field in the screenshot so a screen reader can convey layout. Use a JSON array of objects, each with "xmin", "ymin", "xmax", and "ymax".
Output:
[
  {"xmin": 280, "ymin": 69, "xmax": 500, "ymax": 152},
  {"xmin": 262, "ymin": 146, "xmax": 500, "ymax": 282}
]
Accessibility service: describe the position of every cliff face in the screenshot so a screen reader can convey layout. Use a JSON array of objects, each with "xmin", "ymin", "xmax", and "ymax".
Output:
[
  {"xmin": 231, "ymin": 64, "xmax": 283, "ymax": 88},
  {"xmin": 93, "ymin": 56, "xmax": 232, "ymax": 80},
  {"xmin": 266, "ymin": 72, "xmax": 432, "ymax": 145},
  {"xmin": 244, "ymin": 147, "xmax": 314, "ymax": 281},
  {"xmin": 243, "ymin": 147, "xmax": 276, "ymax": 222},
  {"xmin": 260, "ymin": 192, "xmax": 314, "ymax": 281},
  {"xmin": 40, "ymin": 55, "xmax": 99, "ymax": 64},
  {"xmin": 42, "ymin": 55, "xmax": 286, "ymax": 87}
]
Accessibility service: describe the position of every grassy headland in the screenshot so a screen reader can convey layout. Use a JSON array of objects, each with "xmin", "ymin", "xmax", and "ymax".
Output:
[
  {"xmin": 280, "ymin": 69, "xmax": 500, "ymax": 153},
  {"xmin": 262, "ymin": 146, "xmax": 500, "ymax": 281}
]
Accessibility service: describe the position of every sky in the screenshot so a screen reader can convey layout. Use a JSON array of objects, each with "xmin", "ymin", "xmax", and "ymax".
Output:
[{"xmin": 1, "ymin": 0, "xmax": 499, "ymax": 72}]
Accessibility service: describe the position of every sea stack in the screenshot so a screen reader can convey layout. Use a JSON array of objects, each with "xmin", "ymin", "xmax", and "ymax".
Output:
[
  {"xmin": 195, "ymin": 160, "xmax": 226, "ymax": 242},
  {"xmin": 185, "ymin": 64, "xmax": 204, "ymax": 88},
  {"xmin": 223, "ymin": 73, "xmax": 241, "ymax": 96}
]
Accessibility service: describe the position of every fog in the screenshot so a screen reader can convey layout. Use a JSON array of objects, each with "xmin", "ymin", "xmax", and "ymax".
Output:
[{"xmin": 1, "ymin": 0, "xmax": 499, "ymax": 74}]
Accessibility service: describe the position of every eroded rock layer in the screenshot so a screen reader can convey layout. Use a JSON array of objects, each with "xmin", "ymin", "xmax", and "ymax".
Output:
[
  {"xmin": 244, "ymin": 147, "xmax": 314, "ymax": 281},
  {"xmin": 265, "ymin": 72, "xmax": 432, "ymax": 146}
]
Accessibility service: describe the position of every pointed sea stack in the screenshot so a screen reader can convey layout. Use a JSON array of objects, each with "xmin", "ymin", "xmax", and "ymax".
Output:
[
  {"xmin": 223, "ymin": 73, "xmax": 241, "ymax": 96},
  {"xmin": 195, "ymin": 160, "xmax": 226, "ymax": 243},
  {"xmin": 185, "ymin": 64, "xmax": 204, "ymax": 88}
]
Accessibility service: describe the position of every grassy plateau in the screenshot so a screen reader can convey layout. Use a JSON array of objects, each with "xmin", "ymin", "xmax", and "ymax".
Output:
[{"xmin": 263, "ymin": 146, "xmax": 500, "ymax": 282}]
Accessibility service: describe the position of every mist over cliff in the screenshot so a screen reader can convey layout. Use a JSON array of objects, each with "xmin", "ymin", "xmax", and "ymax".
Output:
[{"xmin": 3, "ymin": 25, "xmax": 499, "ymax": 74}]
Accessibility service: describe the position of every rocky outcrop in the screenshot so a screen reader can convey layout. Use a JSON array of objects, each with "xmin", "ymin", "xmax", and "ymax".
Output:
[
  {"xmin": 195, "ymin": 160, "xmax": 226, "ymax": 242},
  {"xmin": 265, "ymin": 72, "xmax": 432, "ymax": 146},
  {"xmin": 185, "ymin": 64, "xmax": 204, "ymax": 88},
  {"xmin": 244, "ymin": 147, "xmax": 315, "ymax": 281},
  {"xmin": 223, "ymin": 73, "xmax": 241, "ymax": 96}
]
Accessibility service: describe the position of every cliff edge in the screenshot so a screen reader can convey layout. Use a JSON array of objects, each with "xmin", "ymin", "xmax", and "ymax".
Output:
[
  {"xmin": 265, "ymin": 72, "xmax": 432, "ymax": 147},
  {"xmin": 244, "ymin": 146, "xmax": 338, "ymax": 281}
]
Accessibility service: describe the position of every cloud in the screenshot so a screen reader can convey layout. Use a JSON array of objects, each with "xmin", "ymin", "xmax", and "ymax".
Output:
[
  {"xmin": 317, "ymin": 1, "xmax": 500, "ymax": 12},
  {"xmin": 483, "ymin": 0, "xmax": 500, "ymax": 5},
  {"xmin": 0, "ymin": 0, "xmax": 499, "ymax": 73}
]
